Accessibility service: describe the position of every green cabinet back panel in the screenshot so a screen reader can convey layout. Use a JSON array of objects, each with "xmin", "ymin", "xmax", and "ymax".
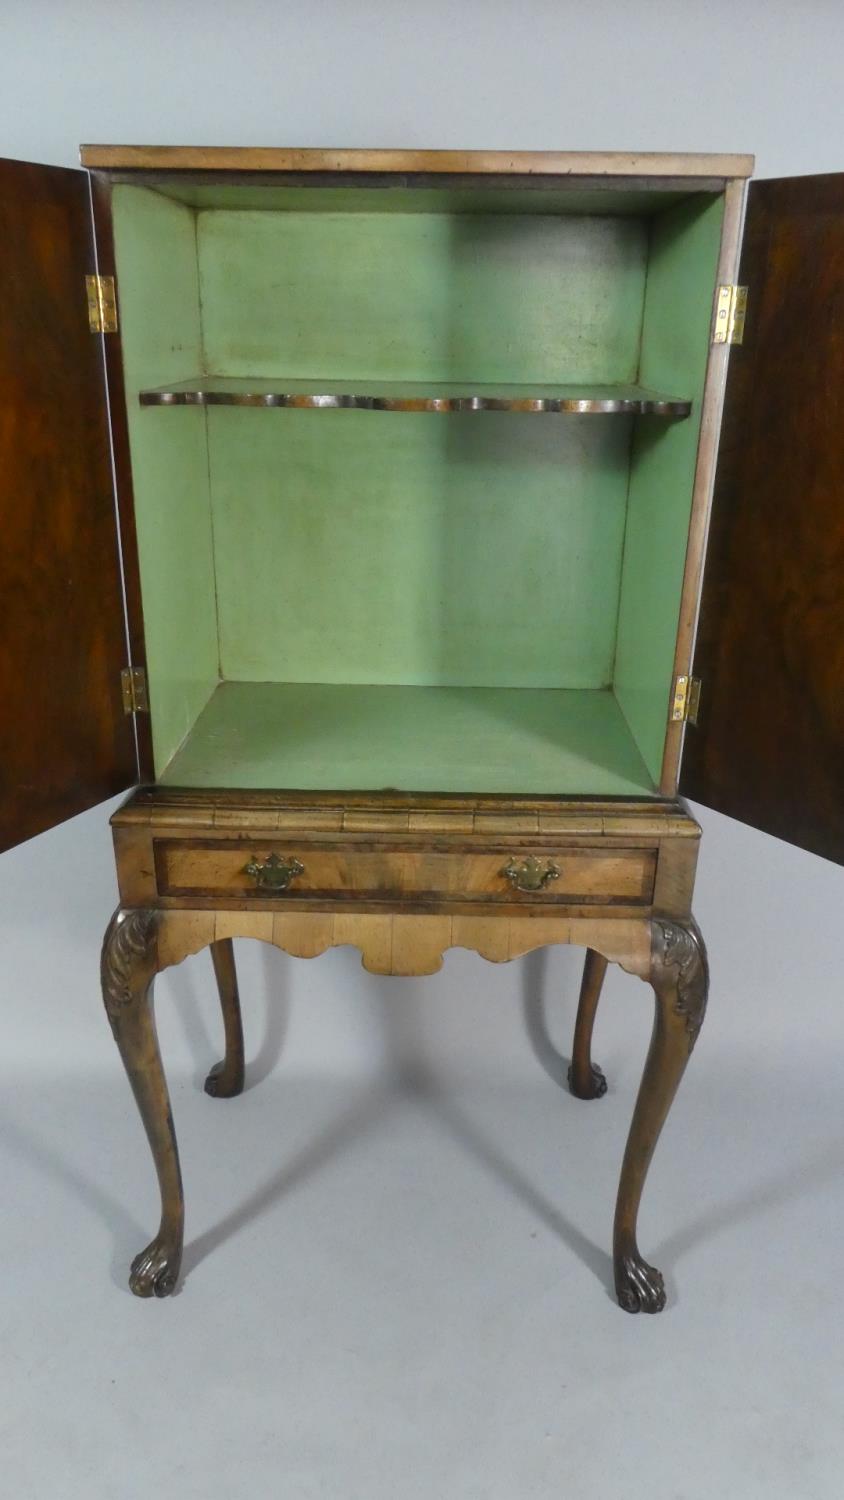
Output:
[
  {"xmin": 613, "ymin": 194, "xmax": 725, "ymax": 783},
  {"xmin": 111, "ymin": 186, "xmax": 220, "ymax": 775},
  {"xmin": 198, "ymin": 206, "xmax": 650, "ymax": 690},
  {"xmin": 209, "ymin": 409, "xmax": 633, "ymax": 688},
  {"xmin": 196, "ymin": 210, "xmax": 649, "ymax": 383}
]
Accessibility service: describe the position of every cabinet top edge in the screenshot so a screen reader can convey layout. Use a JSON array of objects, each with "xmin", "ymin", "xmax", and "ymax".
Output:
[
  {"xmin": 79, "ymin": 145, "xmax": 754, "ymax": 178},
  {"xmin": 111, "ymin": 788, "xmax": 702, "ymax": 838}
]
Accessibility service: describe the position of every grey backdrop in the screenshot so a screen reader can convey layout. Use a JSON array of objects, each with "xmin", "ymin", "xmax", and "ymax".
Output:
[
  {"xmin": 2, "ymin": 6, "xmax": 844, "ymax": 1497},
  {"xmin": 1, "ymin": 0, "xmax": 842, "ymax": 1098}
]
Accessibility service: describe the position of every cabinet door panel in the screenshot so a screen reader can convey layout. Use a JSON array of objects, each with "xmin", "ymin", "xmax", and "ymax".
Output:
[
  {"xmin": 681, "ymin": 174, "xmax": 844, "ymax": 865},
  {"xmin": 0, "ymin": 158, "xmax": 136, "ymax": 853}
]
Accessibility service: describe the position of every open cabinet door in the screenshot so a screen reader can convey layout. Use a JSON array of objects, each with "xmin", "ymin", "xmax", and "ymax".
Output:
[
  {"xmin": 681, "ymin": 174, "xmax": 844, "ymax": 864},
  {"xmin": 0, "ymin": 158, "xmax": 138, "ymax": 853}
]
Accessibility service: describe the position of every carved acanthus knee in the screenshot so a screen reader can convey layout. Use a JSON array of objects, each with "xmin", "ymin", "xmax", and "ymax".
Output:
[
  {"xmin": 650, "ymin": 916, "xmax": 708, "ymax": 1053},
  {"xmin": 101, "ymin": 908, "xmax": 159, "ymax": 1025}
]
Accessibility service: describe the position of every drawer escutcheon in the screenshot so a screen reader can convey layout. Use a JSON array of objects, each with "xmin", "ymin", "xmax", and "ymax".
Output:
[
  {"xmin": 244, "ymin": 852, "xmax": 304, "ymax": 891},
  {"xmin": 501, "ymin": 855, "xmax": 560, "ymax": 893}
]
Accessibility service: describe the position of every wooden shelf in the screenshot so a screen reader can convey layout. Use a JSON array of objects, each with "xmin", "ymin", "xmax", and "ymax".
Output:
[{"xmin": 139, "ymin": 377, "xmax": 692, "ymax": 417}]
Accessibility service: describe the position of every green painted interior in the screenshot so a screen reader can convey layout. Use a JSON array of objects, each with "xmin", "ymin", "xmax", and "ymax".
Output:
[
  {"xmin": 613, "ymin": 194, "xmax": 726, "ymax": 784},
  {"xmin": 111, "ymin": 181, "xmax": 722, "ymax": 793},
  {"xmin": 111, "ymin": 186, "xmax": 219, "ymax": 773},
  {"xmin": 199, "ymin": 208, "xmax": 647, "ymax": 703},
  {"xmin": 160, "ymin": 682, "xmax": 655, "ymax": 795},
  {"xmin": 197, "ymin": 210, "xmax": 648, "ymax": 382},
  {"xmin": 208, "ymin": 409, "xmax": 632, "ymax": 687},
  {"xmin": 154, "ymin": 183, "xmax": 697, "ymax": 217}
]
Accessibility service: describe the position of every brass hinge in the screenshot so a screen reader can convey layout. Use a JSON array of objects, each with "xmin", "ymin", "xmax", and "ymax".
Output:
[
  {"xmin": 121, "ymin": 666, "xmax": 149, "ymax": 714},
  {"xmin": 712, "ymin": 284, "xmax": 747, "ymax": 345},
  {"xmin": 672, "ymin": 675, "xmax": 701, "ymax": 725},
  {"xmin": 86, "ymin": 273, "xmax": 118, "ymax": 333}
]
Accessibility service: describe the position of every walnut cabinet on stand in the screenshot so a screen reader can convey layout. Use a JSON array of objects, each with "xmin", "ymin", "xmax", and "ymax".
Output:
[{"xmin": 2, "ymin": 148, "xmax": 843, "ymax": 1312}]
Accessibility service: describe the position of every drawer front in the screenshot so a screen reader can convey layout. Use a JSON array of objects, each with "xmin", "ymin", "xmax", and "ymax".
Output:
[{"xmin": 154, "ymin": 840, "xmax": 656, "ymax": 906}]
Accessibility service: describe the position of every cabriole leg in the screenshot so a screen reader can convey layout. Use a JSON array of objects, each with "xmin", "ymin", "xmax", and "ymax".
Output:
[
  {"xmin": 613, "ymin": 918, "xmax": 709, "ymax": 1314},
  {"xmin": 101, "ymin": 908, "xmax": 184, "ymax": 1298},
  {"xmin": 568, "ymin": 948, "xmax": 609, "ymax": 1099},
  {"xmin": 205, "ymin": 938, "xmax": 245, "ymax": 1098}
]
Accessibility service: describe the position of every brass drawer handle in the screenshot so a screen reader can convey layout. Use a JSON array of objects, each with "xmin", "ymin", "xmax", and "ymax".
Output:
[
  {"xmin": 244, "ymin": 853, "xmax": 304, "ymax": 891},
  {"xmin": 501, "ymin": 855, "xmax": 560, "ymax": 893}
]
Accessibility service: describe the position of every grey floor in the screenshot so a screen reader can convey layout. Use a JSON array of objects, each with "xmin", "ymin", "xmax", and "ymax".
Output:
[{"xmin": 3, "ymin": 957, "xmax": 843, "ymax": 1499}]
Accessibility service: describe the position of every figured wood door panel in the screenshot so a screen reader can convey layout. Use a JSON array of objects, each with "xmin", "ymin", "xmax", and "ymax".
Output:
[
  {"xmin": 0, "ymin": 158, "xmax": 136, "ymax": 853},
  {"xmin": 681, "ymin": 174, "xmax": 844, "ymax": 864}
]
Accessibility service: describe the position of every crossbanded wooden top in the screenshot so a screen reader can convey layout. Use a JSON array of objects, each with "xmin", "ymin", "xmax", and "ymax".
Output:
[{"xmin": 80, "ymin": 145, "xmax": 754, "ymax": 179}]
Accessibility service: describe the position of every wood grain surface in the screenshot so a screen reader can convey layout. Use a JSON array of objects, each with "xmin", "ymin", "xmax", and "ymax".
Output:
[
  {"xmin": 139, "ymin": 377, "xmax": 691, "ymax": 416},
  {"xmin": 154, "ymin": 839, "xmax": 656, "ymax": 905},
  {"xmin": 154, "ymin": 904, "xmax": 654, "ymax": 979},
  {"xmin": 0, "ymin": 157, "xmax": 136, "ymax": 852},
  {"xmin": 89, "ymin": 176, "xmax": 155, "ymax": 778},
  {"xmin": 80, "ymin": 146, "xmax": 754, "ymax": 179},
  {"xmin": 681, "ymin": 174, "xmax": 844, "ymax": 864}
]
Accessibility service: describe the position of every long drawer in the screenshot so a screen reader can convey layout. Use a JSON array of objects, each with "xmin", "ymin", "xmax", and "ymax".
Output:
[{"xmin": 153, "ymin": 839, "xmax": 656, "ymax": 906}]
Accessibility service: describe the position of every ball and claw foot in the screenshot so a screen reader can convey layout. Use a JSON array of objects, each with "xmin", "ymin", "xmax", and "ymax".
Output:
[
  {"xmin": 567, "ymin": 1061, "xmax": 608, "ymax": 1100},
  {"xmin": 615, "ymin": 1253, "xmax": 666, "ymax": 1314},
  {"xmin": 204, "ymin": 1058, "xmax": 244, "ymax": 1098},
  {"xmin": 129, "ymin": 1236, "xmax": 182, "ymax": 1298}
]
